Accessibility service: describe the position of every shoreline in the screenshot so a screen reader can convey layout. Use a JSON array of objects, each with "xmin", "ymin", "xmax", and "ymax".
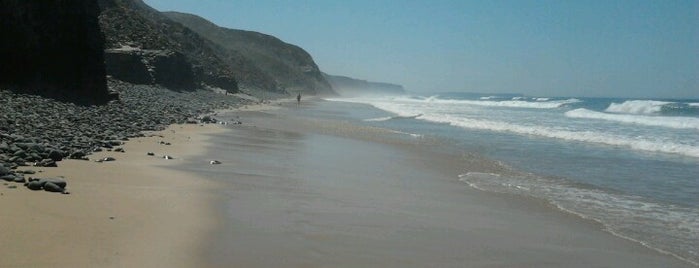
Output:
[
  {"xmin": 0, "ymin": 123, "xmax": 227, "ymax": 267},
  {"xmin": 197, "ymin": 104, "xmax": 693, "ymax": 267},
  {"xmin": 1, "ymin": 98, "xmax": 693, "ymax": 267}
]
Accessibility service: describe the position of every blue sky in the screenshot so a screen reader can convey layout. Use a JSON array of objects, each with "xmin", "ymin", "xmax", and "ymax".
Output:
[{"xmin": 144, "ymin": 0, "xmax": 698, "ymax": 99}]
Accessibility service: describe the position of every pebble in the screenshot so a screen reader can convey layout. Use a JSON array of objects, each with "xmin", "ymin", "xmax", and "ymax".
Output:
[{"xmin": 0, "ymin": 80, "xmax": 251, "ymax": 195}]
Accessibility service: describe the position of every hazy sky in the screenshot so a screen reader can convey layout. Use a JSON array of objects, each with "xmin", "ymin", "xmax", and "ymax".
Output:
[{"xmin": 144, "ymin": 0, "xmax": 698, "ymax": 99}]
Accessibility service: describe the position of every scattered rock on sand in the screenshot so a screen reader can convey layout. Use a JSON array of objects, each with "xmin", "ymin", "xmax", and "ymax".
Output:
[
  {"xmin": 147, "ymin": 152, "xmax": 155, "ymax": 156},
  {"xmin": 0, "ymin": 175, "xmax": 15, "ymax": 182},
  {"xmin": 209, "ymin": 160, "xmax": 221, "ymax": 165},
  {"xmin": 24, "ymin": 178, "xmax": 68, "ymax": 193},
  {"xmin": 43, "ymin": 181, "xmax": 64, "ymax": 193},
  {"xmin": 26, "ymin": 180, "xmax": 43, "ymax": 190},
  {"xmin": 0, "ymin": 166, "xmax": 10, "ymax": 176},
  {"xmin": 40, "ymin": 178, "xmax": 67, "ymax": 188},
  {"xmin": 163, "ymin": 155, "xmax": 174, "ymax": 160}
]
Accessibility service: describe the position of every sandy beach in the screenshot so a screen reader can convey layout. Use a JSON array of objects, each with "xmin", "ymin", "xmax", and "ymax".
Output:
[
  {"xmin": 0, "ymin": 123, "xmax": 226, "ymax": 267},
  {"xmin": 196, "ymin": 104, "xmax": 693, "ymax": 268},
  {"xmin": 1, "ymin": 102, "xmax": 694, "ymax": 267}
]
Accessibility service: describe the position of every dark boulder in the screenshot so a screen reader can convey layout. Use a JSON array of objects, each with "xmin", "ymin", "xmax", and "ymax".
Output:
[
  {"xmin": 34, "ymin": 159, "xmax": 57, "ymax": 167},
  {"xmin": 40, "ymin": 178, "xmax": 67, "ymax": 189},
  {"xmin": 43, "ymin": 181, "xmax": 64, "ymax": 193},
  {"xmin": 1, "ymin": 174, "xmax": 16, "ymax": 182},
  {"xmin": 0, "ymin": 165, "xmax": 9, "ymax": 175},
  {"xmin": 69, "ymin": 151, "xmax": 87, "ymax": 159},
  {"xmin": 26, "ymin": 180, "xmax": 43, "ymax": 190},
  {"xmin": 47, "ymin": 150, "xmax": 63, "ymax": 161}
]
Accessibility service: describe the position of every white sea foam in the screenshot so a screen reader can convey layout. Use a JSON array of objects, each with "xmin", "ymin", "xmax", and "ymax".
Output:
[
  {"xmin": 689, "ymin": 103, "xmax": 699, "ymax": 107},
  {"xmin": 535, "ymin": 97, "xmax": 550, "ymax": 101},
  {"xmin": 605, "ymin": 100, "xmax": 672, "ymax": 115},
  {"xmin": 364, "ymin": 114, "xmax": 423, "ymax": 122},
  {"xmin": 328, "ymin": 97, "xmax": 699, "ymax": 158},
  {"xmin": 418, "ymin": 114, "xmax": 699, "ymax": 158},
  {"xmin": 363, "ymin": 116, "xmax": 393, "ymax": 122},
  {"xmin": 565, "ymin": 108, "xmax": 699, "ymax": 130},
  {"xmin": 459, "ymin": 172, "xmax": 699, "ymax": 266},
  {"xmin": 399, "ymin": 97, "xmax": 581, "ymax": 109}
]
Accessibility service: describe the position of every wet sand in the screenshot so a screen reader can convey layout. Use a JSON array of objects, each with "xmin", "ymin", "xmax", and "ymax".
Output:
[{"xmin": 190, "ymin": 107, "xmax": 692, "ymax": 267}]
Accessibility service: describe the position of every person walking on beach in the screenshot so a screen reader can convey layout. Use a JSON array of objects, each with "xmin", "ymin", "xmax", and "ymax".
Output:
[{"xmin": 297, "ymin": 92, "xmax": 301, "ymax": 107}]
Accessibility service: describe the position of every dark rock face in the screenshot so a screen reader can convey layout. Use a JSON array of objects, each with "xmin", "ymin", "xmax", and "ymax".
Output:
[
  {"xmin": 0, "ymin": 0, "xmax": 115, "ymax": 104},
  {"xmin": 98, "ymin": 0, "xmax": 239, "ymax": 93},
  {"xmin": 104, "ymin": 49, "xmax": 152, "ymax": 84},
  {"xmin": 105, "ymin": 47, "xmax": 196, "ymax": 90}
]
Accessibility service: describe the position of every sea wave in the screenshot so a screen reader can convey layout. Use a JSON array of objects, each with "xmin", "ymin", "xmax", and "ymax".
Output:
[
  {"xmin": 459, "ymin": 172, "xmax": 699, "ymax": 266},
  {"xmin": 418, "ymin": 114, "xmax": 699, "ymax": 158},
  {"xmin": 417, "ymin": 97, "xmax": 581, "ymax": 109},
  {"xmin": 605, "ymin": 100, "xmax": 672, "ymax": 115},
  {"xmin": 364, "ymin": 114, "xmax": 423, "ymax": 122},
  {"xmin": 565, "ymin": 108, "xmax": 699, "ymax": 130}
]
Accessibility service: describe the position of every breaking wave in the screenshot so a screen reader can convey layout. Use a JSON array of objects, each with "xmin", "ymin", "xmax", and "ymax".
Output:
[
  {"xmin": 418, "ymin": 114, "xmax": 699, "ymax": 158},
  {"xmin": 565, "ymin": 108, "xmax": 699, "ymax": 130},
  {"xmin": 605, "ymin": 100, "xmax": 672, "ymax": 115}
]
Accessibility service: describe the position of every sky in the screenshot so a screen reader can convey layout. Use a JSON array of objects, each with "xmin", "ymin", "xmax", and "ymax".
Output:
[{"xmin": 144, "ymin": 0, "xmax": 698, "ymax": 99}]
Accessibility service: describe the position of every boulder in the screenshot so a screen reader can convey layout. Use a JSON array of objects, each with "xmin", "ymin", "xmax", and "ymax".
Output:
[
  {"xmin": 40, "ymin": 178, "xmax": 67, "ymax": 189},
  {"xmin": 43, "ymin": 181, "xmax": 64, "ymax": 193},
  {"xmin": 1, "ymin": 174, "xmax": 16, "ymax": 182},
  {"xmin": 0, "ymin": 165, "xmax": 9, "ymax": 175},
  {"xmin": 26, "ymin": 180, "xmax": 43, "ymax": 190},
  {"xmin": 47, "ymin": 150, "xmax": 63, "ymax": 161}
]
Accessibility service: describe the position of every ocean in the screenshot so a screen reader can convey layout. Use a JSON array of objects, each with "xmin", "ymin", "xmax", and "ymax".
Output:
[{"xmin": 308, "ymin": 93, "xmax": 699, "ymax": 265}]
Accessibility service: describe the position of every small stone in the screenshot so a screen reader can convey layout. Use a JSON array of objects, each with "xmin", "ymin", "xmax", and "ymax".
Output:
[
  {"xmin": 0, "ymin": 166, "xmax": 10, "ymax": 175},
  {"xmin": 26, "ymin": 181, "xmax": 42, "ymax": 190},
  {"xmin": 146, "ymin": 152, "xmax": 155, "ymax": 156},
  {"xmin": 114, "ymin": 148, "xmax": 125, "ymax": 152},
  {"xmin": 209, "ymin": 160, "xmax": 221, "ymax": 165},
  {"xmin": 163, "ymin": 155, "xmax": 174, "ymax": 160},
  {"xmin": 0, "ymin": 175, "xmax": 15, "ymax": 182},
  {"xmin": 40, "ymin": 178, "xmax": 67, "ymax": 188},
  {"xmin": 62, "ymin": 191, "xmax": 70, "ymax": 195},
  {"xmin": 69, "ymin": 151, "xmax": 86, "ymax": 159},
  {"xmin": 43, "ymin": 181, "xmax": 64, "ymax": 193},
  {"xmin": 102, "ymin": 157, "xmax": 116, "ymax": 162},
  {"xmin": 47, "ymin": 150, "xmax": 63, "ymax": 161},
  {"xmin": 33, "ymin": 159, "xmax": 57, "ymax": 167}
]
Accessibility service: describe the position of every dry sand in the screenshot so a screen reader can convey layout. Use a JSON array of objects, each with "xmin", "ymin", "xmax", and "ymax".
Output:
[{"xmin": 0, "ymin": 123, "xmax": 226, "ymax": 267}]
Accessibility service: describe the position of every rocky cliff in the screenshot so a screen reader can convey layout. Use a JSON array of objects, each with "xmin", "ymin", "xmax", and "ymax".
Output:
[
  {"xmin": 0, "ymin": 0, "xmax": 114, "ymax": 104},
  {"xmin": 322, "ymin": 73, "xmax": 405, "ymax": 96},
  {"xmin": 98, "ymin": 0, "xmax": 240, "ymax": 92},
  {"xmin": 163, "ymin": 11, "xmax": 335, "ymax": 96}
]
